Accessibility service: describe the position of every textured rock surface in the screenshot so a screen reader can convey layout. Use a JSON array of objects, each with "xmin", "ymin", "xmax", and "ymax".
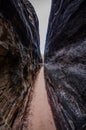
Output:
[
  {"xmin": 44, "ymin": 0, "xmax": 86, "ymax": 130},
  {"xmin": 0, "ymin": 0, "xmax": 41, "ymax": 129}
]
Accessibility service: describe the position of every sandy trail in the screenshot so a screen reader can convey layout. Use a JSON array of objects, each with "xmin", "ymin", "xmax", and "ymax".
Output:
[{"xmin": 28, "ymin": 67, "xmax": 56, "ymax": 130}]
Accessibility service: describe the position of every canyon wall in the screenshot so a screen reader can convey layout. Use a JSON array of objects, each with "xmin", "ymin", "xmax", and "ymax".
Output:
[
  {"xmin": 44, "ymin": 0, "xmax": 86, "ymax": 130},
  {"xmin": 0, "ymin": 0, "xmax": 41, "ymax": 129}
]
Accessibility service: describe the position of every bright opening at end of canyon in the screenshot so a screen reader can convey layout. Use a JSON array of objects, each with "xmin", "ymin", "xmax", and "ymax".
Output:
[{"xmin": 29, "ymin": 0, "xmax": 51, "ymax": 55}]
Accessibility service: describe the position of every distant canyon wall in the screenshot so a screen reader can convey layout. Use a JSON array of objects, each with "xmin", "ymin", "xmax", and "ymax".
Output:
[
  {"xmin": 0, "ymin": 0, "xmax": 42, "ymax": 129},
  {"xmin": 44, "ymin": 0, "xmax": 86, "ymax": 130}
]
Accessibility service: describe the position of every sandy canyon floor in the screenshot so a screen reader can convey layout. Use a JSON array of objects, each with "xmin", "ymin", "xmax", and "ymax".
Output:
[{"xmin": 28, "ymin": 67, "xmax": 56, "ymax": 130}]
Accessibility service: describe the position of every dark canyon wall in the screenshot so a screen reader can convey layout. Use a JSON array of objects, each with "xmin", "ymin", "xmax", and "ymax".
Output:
[
  {"xmin": 0, "ymin": 0, "xmax": 41, "ymax": 129},
  {"xmin": 44, "ymin": 0, "xmax": 86, "ymax": 130}
]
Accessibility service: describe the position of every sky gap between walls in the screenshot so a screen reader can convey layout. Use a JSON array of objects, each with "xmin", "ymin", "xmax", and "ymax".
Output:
[{"xmin": 29, "ymin": 0, "xmax": 51, "ymax": 55}]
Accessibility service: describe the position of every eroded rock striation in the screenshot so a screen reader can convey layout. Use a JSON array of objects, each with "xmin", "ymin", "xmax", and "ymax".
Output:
[
  {"xmin": 0, "ymin": 0, "xmax": 41, "ymax": 129},
  {"xmin": 44, "ymin": 0, "xmax": 86, "ymax": 130}
]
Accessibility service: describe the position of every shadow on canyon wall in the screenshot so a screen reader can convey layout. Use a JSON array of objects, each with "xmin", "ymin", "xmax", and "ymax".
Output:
[
  {"xmin": 44, "ymin": 0, "xmax": 86, "ymax": 130},
  {"xmin": 0, "ymin": 0, "xmax": 86, "ymax": 130}
]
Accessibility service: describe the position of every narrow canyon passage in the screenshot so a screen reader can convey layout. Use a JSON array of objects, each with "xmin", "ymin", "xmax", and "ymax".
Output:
[{"xmin": 28, "ymin": 67, "xmax": 56, "ymax": 130}]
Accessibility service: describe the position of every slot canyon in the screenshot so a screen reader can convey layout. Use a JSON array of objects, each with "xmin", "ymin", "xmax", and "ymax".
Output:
[{"xmin": 0, "ymin": 0, "xmax": 86, "ymax": 130}]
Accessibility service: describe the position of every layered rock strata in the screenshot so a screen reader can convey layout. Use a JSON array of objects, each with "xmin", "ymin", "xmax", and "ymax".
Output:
[
  {"xmin": 0, "ymin": 0, "xmax": 41, "ymax": 129},
  {"xmin": 44, "ymin": 0, "xmax": 86, "ymax": 130}
]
